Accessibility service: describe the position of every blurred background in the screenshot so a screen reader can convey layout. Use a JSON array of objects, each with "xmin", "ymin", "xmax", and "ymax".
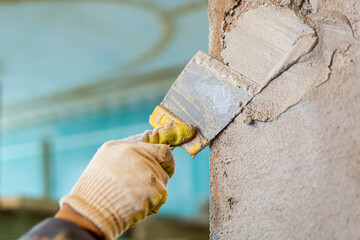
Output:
[{"xmin": 0, "ymin": 0, "xmax": 209, "ymax": 239}]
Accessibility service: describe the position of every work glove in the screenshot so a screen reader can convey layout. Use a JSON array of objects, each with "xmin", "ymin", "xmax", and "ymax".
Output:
[{"xmin": 59, "ymin": 123, "xmax": 195, "ymax": 240}]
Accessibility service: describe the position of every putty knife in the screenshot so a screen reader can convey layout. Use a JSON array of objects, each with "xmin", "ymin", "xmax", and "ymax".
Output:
[{"xmin": 149, "ymin": 51, "xmax": 260, "ymax": 156}]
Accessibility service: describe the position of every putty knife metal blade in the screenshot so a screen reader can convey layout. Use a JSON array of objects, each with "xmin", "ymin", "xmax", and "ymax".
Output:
[{"xmin": 150, "ymin": 51, "xmax": 259, "ymax": 156}]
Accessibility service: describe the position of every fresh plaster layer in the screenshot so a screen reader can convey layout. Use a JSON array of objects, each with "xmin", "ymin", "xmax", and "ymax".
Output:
[
  {"xmin": 221, "ymin": 5, "xmax": 316, "ymax": 87},
  {"xmin": 241, "ymin": 12, "xmax": 353, "ymax": 122},
  {"xmin": 208, "ymin": 0, "xmax": 360, "ymax": 239}
]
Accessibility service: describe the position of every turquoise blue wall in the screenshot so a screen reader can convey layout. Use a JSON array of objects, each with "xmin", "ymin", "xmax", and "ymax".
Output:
[
  {"xmin": 1, "ymin": 99, "xmax": 210, "ymax": 219},
  {"xmin": 0, "ymin": 0, "xmax": 210, "ymax": 220}
]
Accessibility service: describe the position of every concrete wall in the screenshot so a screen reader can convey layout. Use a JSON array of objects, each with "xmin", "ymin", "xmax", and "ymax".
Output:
[{"xmin": 208, "ymin": 0, "xmax": 360, "ymax": 239}]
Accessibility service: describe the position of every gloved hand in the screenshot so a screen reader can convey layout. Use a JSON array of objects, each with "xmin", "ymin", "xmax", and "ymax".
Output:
[
  {"xmin": 59, "ymin": 123, "xmax": 195, "ymax": 240},
  {"xmin": 121, "ymin": 122, "xmax": 196, "ymax": 146}
]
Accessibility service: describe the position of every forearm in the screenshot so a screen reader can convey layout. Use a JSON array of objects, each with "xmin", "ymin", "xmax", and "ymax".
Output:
[
  {"xmin": 55, "ymin": 204, "xmax": 104, "ymax": 238},
  {"xmin": 20, "ymin": 216, "xmax": 103, "ymax": 240}
]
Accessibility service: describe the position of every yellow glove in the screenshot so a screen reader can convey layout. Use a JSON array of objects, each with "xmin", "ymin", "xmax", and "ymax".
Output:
[
  {"xmin": 143, "ymin": 122, "xmax": 196, "ymax": 145},
  {"xmin": 59, "ymin": 123, "xmax": 196, "ymax": 240}
]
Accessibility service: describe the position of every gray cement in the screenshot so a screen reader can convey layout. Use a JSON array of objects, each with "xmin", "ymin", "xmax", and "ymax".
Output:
[{"xmin": 208, "ymin": 0, "xmax": 360, "ymax": 239}]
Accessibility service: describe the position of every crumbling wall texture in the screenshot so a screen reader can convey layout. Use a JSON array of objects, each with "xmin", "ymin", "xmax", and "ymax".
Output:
[{"xmin": 208, "ymin": 0, "xmax": 360, "ymax": 239}]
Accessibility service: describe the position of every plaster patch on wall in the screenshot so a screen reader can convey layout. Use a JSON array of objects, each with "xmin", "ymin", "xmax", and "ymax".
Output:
[
  {"xmin": 242, "ymin": 16, "xmax": 354, "ymax": 122},
  {"xmin": 221, "ymin": 4, "xmax": 354, "ymax": 122},
  {"xmin": 221, "ymin": 5, "xmax": 316, "ymax": 86}
]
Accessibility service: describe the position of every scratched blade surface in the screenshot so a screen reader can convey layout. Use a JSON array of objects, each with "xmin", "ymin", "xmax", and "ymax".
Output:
[{"xmin": 161, "ymin": 51, "xmax": 259, "ymax": 141}]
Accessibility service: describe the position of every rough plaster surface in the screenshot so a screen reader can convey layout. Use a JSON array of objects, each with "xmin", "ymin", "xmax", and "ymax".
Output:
[{"xmin": 208, "ymin": 0, "xmax": 360, "ymax": 239}]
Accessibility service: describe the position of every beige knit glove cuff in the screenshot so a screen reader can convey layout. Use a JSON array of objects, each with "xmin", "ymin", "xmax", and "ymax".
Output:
[{"xmin": 60, "ymin": 141, "xmax": 175, "ymax": 240}]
